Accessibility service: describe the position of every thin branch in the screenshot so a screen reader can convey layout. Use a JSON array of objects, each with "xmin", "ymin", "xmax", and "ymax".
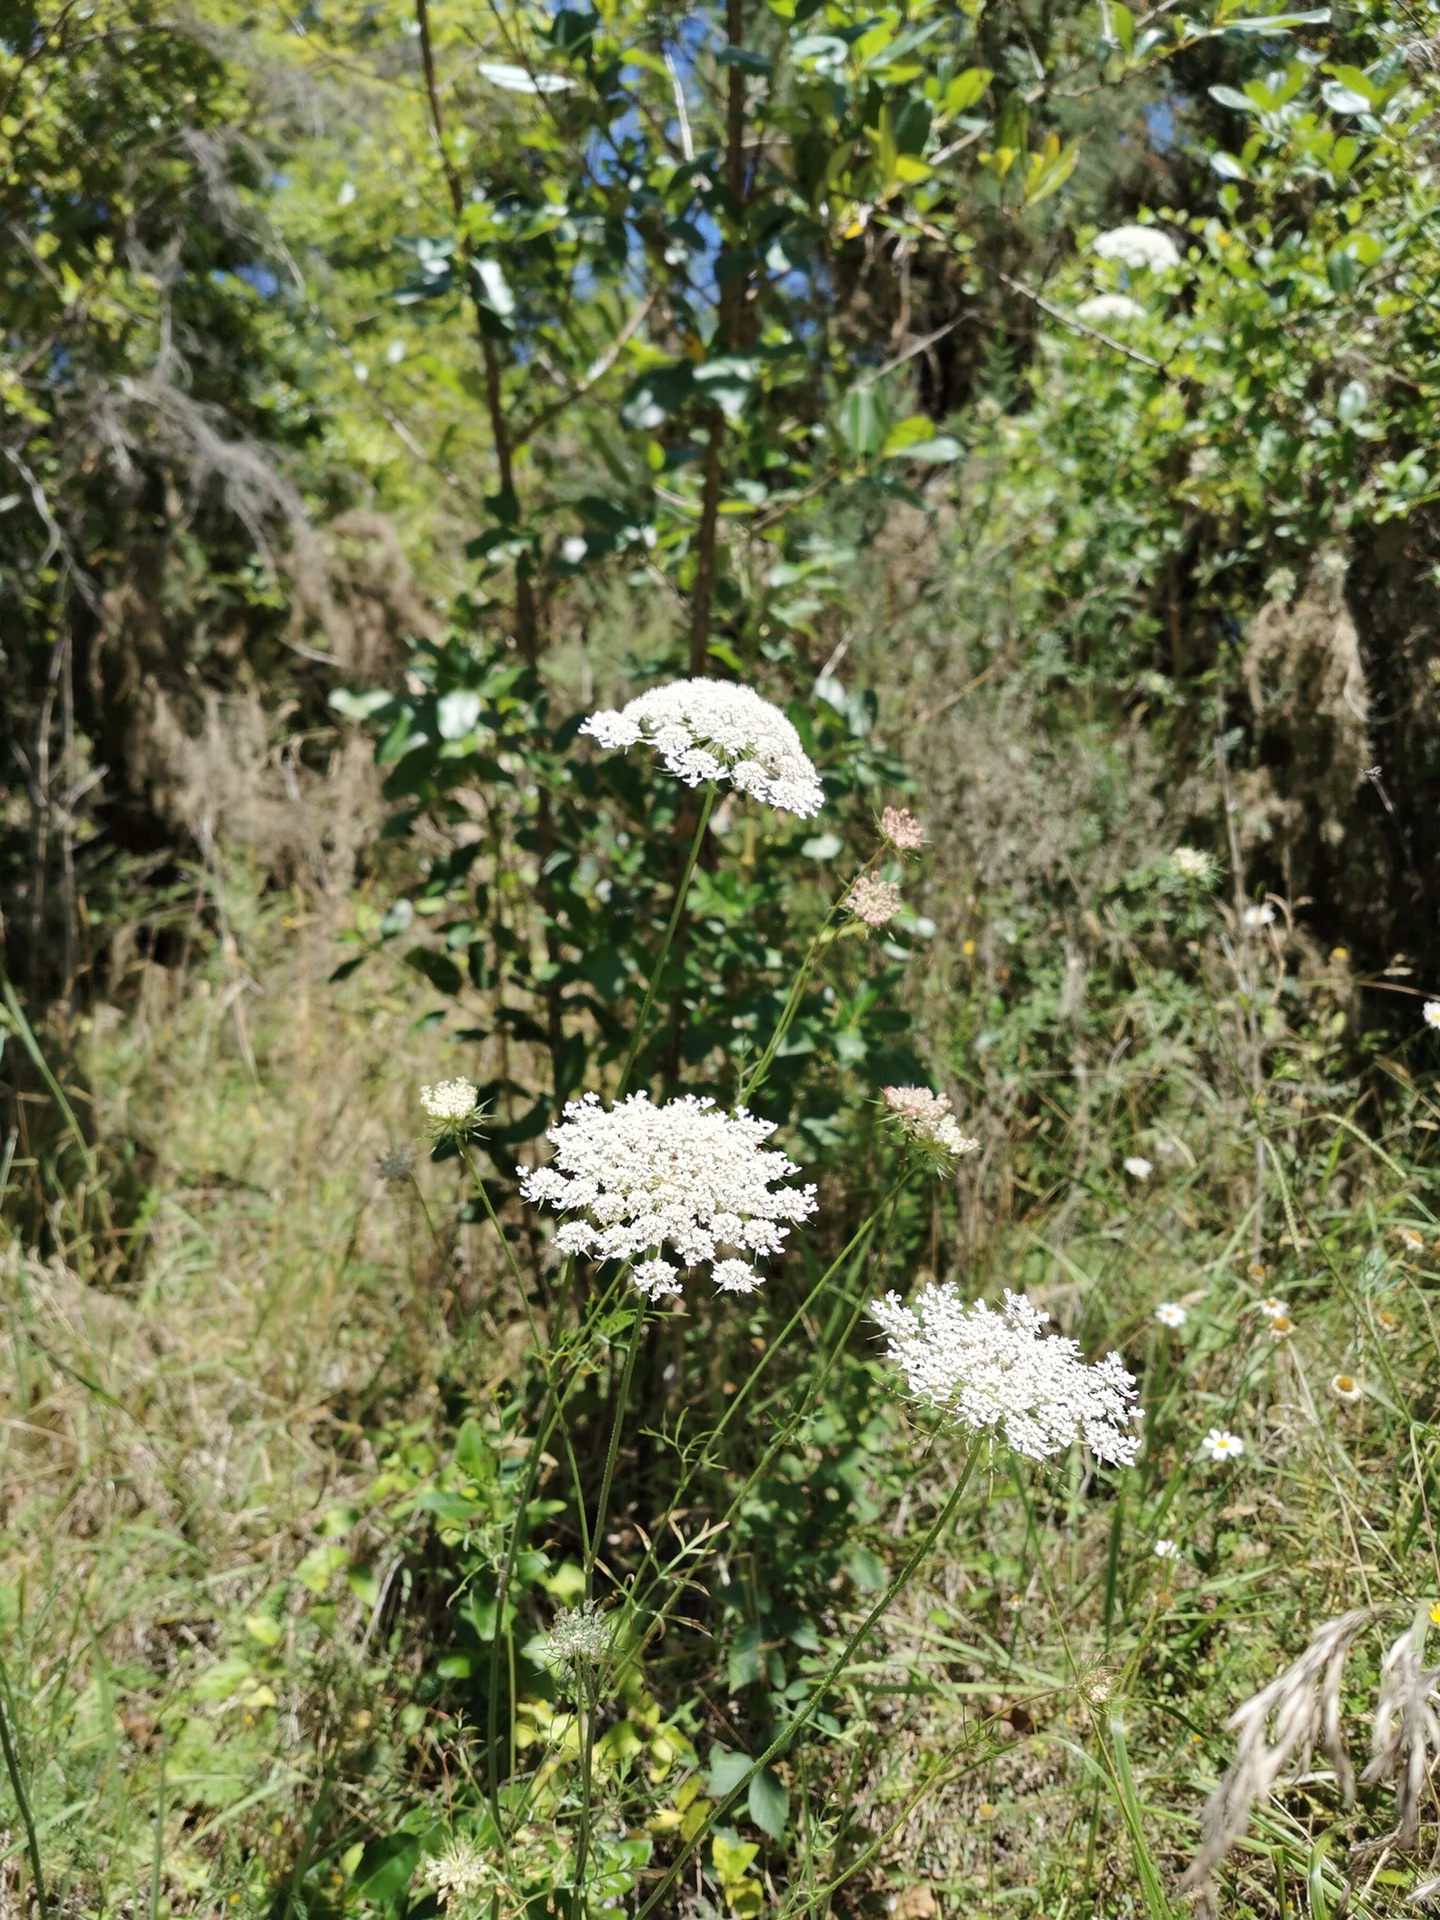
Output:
[{"xmin": 999, "ymin": 271, "xmax": 1168, "ymax": 373}]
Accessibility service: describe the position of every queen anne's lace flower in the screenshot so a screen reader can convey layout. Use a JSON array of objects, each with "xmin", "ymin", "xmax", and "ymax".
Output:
[
  {"xmin": 520, "ymin": 1092, "xmax": 816, "ymax": 1296},
  {"xmin": 881, "ymin": 806, "xmax": 924, "ymax": 850},
  {"xmin": 580, "ymin": 678, "xmax": 824, "ymax": 817},
  {"xmin": 1171, "ymin": 846, "xmax": 1215, "ymax": 883},
  {"xmin": 1077, "ymin": 292, "xmax": 1146, "ymax": 325},
  {"xmin": 870, "ymin": 1284, "xmax": 1140, "ymax": 1465},
  {"xmin": 1093, "ymin": 223, "xmax": 1180, "ymax": 271},
  {"xmin": 539, "ymin": 1600, "xmax": 611, "ymax": 1671},
  {"xmin": 421, "ymin": 1079, "xmax": 479, "ymax": 1122},
  {"xmin": 424, "ymin": 1837, "xmax": 492, "ymax": 1907},
  {"xmin": 848, "ymin": 875, "xmax": 902, "ymax": 927},
  {"xmin": 882, "ymin": 1086, "xmax": 978, "ymax": 1157}
]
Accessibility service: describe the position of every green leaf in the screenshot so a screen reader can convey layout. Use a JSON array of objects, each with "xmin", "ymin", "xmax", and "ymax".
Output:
[
  {"xmin": 727, "ymin": 1625, "xmax": 763, "ymax": 1689},
  {"xmin": 620, "ymin": 362, "xmax": 694, "ymax": 430},
  {"xmin": 843, "ymin": 1544, "xmax": 886, "ymax": 1590},
  {"xmin": 705, "ymin": 1746, "xmax": 754, "ymax": 1799},
  {"xmin": 837, "ymin": 385, "xmax": 888, "ymax": 458},
  {"xmin": 328, "ymin": 687, "xmax": 392, "ymax": 720},
  {"xmin": 353, "ymin": 1833, "xmax": 420, "ymax": 1910},
  {"xmin": 1208, "ymin": 83, "xmax": 1257, "ymax": 112},
  {"xmin": 747, "ymin": 1767, "xmax": 789, "ymax": 1839},
  {"xmin": 404, "ymin": 947, "xmax": 464, "ymax": 995}
]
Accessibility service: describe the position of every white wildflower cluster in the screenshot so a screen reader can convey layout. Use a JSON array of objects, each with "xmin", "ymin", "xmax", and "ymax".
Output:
[
  {"xmin": 869, "ymin": 1284, "xmax": 1141, "ymax": 1465},
  {"xmin": 519, "ymin": 1092, "xmax": 817, "ymax": 1298},
  {"xmin": 848, "ymin": 874, "xmax": 902, "ymax": 927},
  {"xmin": 580, "ymin": 677, "xmax": 824, "ymax": 818},
  {"xmin": 1092, "ymin": 224, "xmax": 1181, "ymax": 272},
  {"xmin": 882, "ymin": 1086, "xmax": 977, "ymax": 1158},
  {"xmin": 881, "ymin": 806, "xmax": 924, "ymax": 850},
  {"xmin": 1171, "ymin": 845, "xmax": 1216, "ymax": 884},
  {"xmin": 539, "ymin": 1600, "xmax": 611, "ymax": 1673},
  {"xmin": 1077, "ymin": 293, "xmax": 1146, "ymax": 326},
  {"xmin": 420, "ymin": 1079, "xmax": 479, "ymax": 1123},
  {"xmin": 423, "ymin": 1837, "xmax": 493, "ymax": 1909}
]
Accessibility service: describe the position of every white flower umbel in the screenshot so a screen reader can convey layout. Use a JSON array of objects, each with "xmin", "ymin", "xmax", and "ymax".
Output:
[
  {"xmin": 580, "ymin": 677, "xmax": 824, "ymax": 818},
  {"xmin": 882, "ymin": 1086, "xmax": 979, "ymax": 1158},
  {"xmin": 1093, "ymin": 223, "xmax": 1180, "ymax": 271},
  {"xmin": 520, "ymin": 1092, "xmax": 817, "ymax": 1296},
  {"xmin": 421, "ymin": 1079, "xmax": 479, "ymax": 1123},
  {"xmin": 1171, "ymin": 845, "xmax": 1215, "ymax": 884},
  {"xmin": 424, "ymin": 1837, "xmax": 491, "ymax": 1907},
  {"xmin": 870, "ymin": 1284, "xmax": 1141, "ymax": 1466},
  {"xmin": 1077, "ymin": 292, "xmax": 1146, "ymax": 325}
]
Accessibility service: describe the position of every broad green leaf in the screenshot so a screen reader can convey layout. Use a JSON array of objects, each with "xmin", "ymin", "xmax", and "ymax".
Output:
[
  {"xmin": 747, "ymin": 1767, "xmax": 789, "ymax": 1839},
  {"xmin": 354, "ymin": 1833, "xmax": 420, "ymax": 1910}
]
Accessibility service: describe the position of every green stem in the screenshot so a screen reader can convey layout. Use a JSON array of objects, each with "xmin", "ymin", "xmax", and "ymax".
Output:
[
  {"xmin": 617, "ymin": 783, "xmax": 715, "ymax": 1099},
  {"xmin": 633, "ymin": 1443, "xmax": 977, "ymax": 1919},
  {"xmin": 0, "ymin": 1671, "xmax": 48, "ymax": 1920},
  {"xmin": 586, "ymin": 1302, "xmax": 647, "ymax": 1600}
]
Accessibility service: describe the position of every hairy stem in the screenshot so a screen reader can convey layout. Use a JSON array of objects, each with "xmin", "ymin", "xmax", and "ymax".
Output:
[{"xmin": 617, "ymin": 782, "xmax": 715, "ymax": 1097}]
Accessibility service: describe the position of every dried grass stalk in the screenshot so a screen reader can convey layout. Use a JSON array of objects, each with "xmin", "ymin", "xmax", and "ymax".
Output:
[
  {"xmin": 1361, "ymin": 1610, "xmax": 1440, "ymax": 1852},
  {"xmin": 1180, "ymin": 1608, "xmax": 1370, "ymax": 1908}
]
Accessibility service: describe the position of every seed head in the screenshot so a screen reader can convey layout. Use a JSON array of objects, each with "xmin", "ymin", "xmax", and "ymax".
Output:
[
  {"xmin": 378, "ymin": 1143, "xmax": 417, "ymax": 1182},
  {"xmin": 882, "ymin": 1086, "xmax": 978, "ymax": 1158}
]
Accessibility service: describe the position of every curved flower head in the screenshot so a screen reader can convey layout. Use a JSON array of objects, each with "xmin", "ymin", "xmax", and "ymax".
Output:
[
  {"xmin": 520, "ymin": 1092, "xmax": 817, "ymax": 1297},
  {"xmin": 421, "ymin": 1079, "xmax": 479, "ymax": 1124},
  {"xmin": 1092, "ymin": 224, "xmax": 1180, "ymax": 272},
  {"xmin": 848, "ymin": 875, "xmax": 902, "ymax": 927},
  {"xmin": 881, "ymin": 806, "xmax": 924, "ymax": 850},
  {"xmin": 882, "ymin": 1085, "xmax": 978, "ymax": 1159},
  {"xmin": 869, "ymin": 1284, "xmax": 1140, "ymax": 1466},
  {"xmin": 580, "ymin": 678, "xmax": 824, "ymax": 818},
  {"xmin": 1171, "ymin": 845, "xmax": 1215, "ymax": 885}
]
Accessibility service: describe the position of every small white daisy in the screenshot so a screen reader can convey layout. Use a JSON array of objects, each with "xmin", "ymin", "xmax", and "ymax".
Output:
[
  {"xmin": 1124, "ymin": 1156, "xmax": 1153, "ymax": 1180},
  {"xmin": 1258, "ymin": 1296, "xmax": 1289, "ymax": 1320},
  {"xmin": 1330, "ymin": 1373, "xmax": 1362, "ymax": 1403},
  {"xmin": 1201, "ymin": 1427, "xmax": 1245, "ymax": 1463},
  {"xmin": 1154, "ymin": 1302, "xmax": 1188, "ymax": 1329},
  {"xmin": 1425, "ymin": 1001, "xmax": 1440, "ymax": 1030}
]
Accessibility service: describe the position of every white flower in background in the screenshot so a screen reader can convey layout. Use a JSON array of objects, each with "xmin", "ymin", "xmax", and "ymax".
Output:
[
  {"xmin": 1155, "ymin": 1302, "xmax": 1188, "ymax": 1328},
  {"xmin": 882, "ymin": 1086, "xmax": 978, "ymax": 1157},
  {"xmin": 1154, "ymin": 1537, "xmax": 1181, "ymax": 1559},
  {"xmin": 520, "ymin": 1092, "xmax": 816, "ymax": 1296},
  {"xmin": 1171, "ymin": 846, "xmax": 1215, "ymax": 883},
  {"xmin": 1258, "ymin": 1296, "xmax": 1289, "ymax": 1320},
  {"xmin": 881, "ymin": 805, "xmax": 925, "ymax": 850},
  {"xmin": 1124, "ymin": 1155, "xmax": 1153, "ymax": 1180},
  {"xmin": 1077, "ymin": 292, "xmax": 1146, "ymax": 325},
  {"xmin": 539, "ymin": 1600, "xmax": 611, "ymax": 1672},
  {"xmin": 1425, "ymin": 1000, "xmax": 1440, "ymax": 1030},
  {"xmin": 848, "ymin": 875, "xmax": 903, "ymax": 927},
  {"xmin": 1330, "ymin": 1373, "xmax": 1363, "ymax": 1403},
  {"xmin": 580, "ymin": 677, "xmax": 824, "ymax": 817},
  {"xmin": 869, "ymin": 1284, "xmax": 1141, "ymax": 1465},
  {"xmin": 1398, "ymin": 1226, "xmax": 1425, "ymax": 1253},
  {"xmin": 424, "ymin": 1837, "xmax": 491, "ymax": 1906},
  {"xmin": 1093, "ymin": 223, "xmax": 1181, "ymax": 271},
  {"xmin": 1201, "ymin": 1427, "xmax": 1245, "ymax": 1463},
  {"xmin": 420, "ymin": 1078, "xmax": 479, "ymax": 1123},
  {"xmin": 1242, "ymin": 903, "xmax": 1277, "ymax": 930}
]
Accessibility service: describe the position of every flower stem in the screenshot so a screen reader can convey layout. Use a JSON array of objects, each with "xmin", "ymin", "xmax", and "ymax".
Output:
[
  {"xmin": 632, "ymin": 1444, "xmax": 977, "ymax": 1918},
  {"xmin": 586, "ymin": 1301, "xmax": 647, "ymax": 1601},
  {"xmin": 0, "ymin": 1663, "xmax": 47, "ymax": 1920},
  {"xmin": 617, "ymin": 783, "xmax": 715, "ymax": 1098}
]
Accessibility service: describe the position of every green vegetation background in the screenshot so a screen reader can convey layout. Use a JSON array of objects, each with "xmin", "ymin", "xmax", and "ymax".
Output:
[{"xmin": 6, "ymin": 0, "xmax": 1440, "ymax": 1911}]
